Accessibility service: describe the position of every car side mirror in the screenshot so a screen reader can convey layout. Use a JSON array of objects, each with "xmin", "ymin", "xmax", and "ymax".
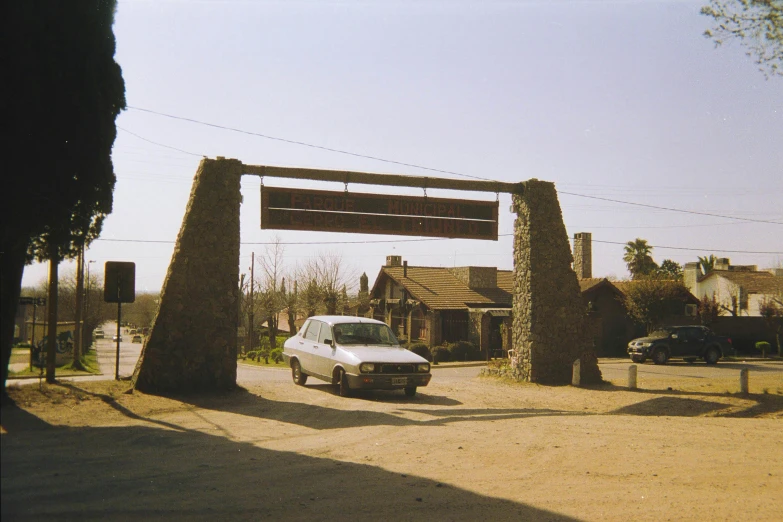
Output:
[{"xmin": 324, "ymin": 339, "xmax": 333, "ymax": 346}]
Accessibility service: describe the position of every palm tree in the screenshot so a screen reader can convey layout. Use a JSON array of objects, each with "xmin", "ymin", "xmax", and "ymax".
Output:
[
  {"xmin": 623, "ymin": 238, "xmax": 657, "ymax": 279},
  {"xmin": 697, "ymin": 254, "xmax": 717, "ymax": 276}
]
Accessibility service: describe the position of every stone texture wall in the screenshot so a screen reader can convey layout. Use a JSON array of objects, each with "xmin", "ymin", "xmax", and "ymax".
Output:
[
  {"xmin": 449, "ymin": 266, "xmax": 498, "ymax": 289},
  {"xmin": 133, "ymin": 158, "xmax": 243, "ymax": 393},
  {"xmin": 573, "ymin": 232, "xmax": 592, "ymax": 280},
  {"xmin": 511, "ymin": 180, "xmax": 601, "ymax": 384}
]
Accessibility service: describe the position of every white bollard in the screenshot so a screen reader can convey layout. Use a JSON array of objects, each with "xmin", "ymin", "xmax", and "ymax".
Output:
[
  {"xmin": 628, "ymin": 364, "xmax": 638, "ymax": 390},
  {"xmin": 740, "ymin": 368, "xmax": 749, "ymax": 394},
  {"xmin": 572, "ymin": 359, "xmax": 581, "ymax": 387}
]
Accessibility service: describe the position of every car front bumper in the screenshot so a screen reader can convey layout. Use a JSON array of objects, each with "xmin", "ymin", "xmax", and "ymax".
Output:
[{"xmin": 346, "ymin": 373, "xmax": 431, "ymax": 390}]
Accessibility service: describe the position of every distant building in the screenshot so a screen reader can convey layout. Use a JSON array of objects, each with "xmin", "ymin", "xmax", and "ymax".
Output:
[
  {"xmin": 684, "ymin": 258, "xmax": 783, "ymax": 316},
  {"xmin": 369, "ymin": 256, "xmax": 512, "ymax": 356}
]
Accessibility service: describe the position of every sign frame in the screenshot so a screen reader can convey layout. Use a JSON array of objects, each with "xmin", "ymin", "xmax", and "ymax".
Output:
[{"xmin": 261, "ymin": 186, "xmax": 499, "ymax": 241}]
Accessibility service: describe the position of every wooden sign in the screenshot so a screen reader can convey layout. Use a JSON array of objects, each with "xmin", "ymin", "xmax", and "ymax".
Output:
[{"xmin": 261, "ymin": 187, "xmax": 498, "ymax": 240}]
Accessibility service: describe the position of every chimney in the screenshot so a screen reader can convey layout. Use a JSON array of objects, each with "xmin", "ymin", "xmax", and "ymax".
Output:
[
  {"xmin": 403, "ymin": 260, "xmax": 408, "ymax": 277},
  {"xmin": 683, "ymin": 262, "xmax": 700, "ymax": 294},
  {"xmin": 386, "ymin": 255, "xmax": 402, "ymax": 267},
  {"xmin": 714, "ymin": 258, "xmax": 730, "ymax": 270},
  {"xmin": 572, "ymin": 232, "xmax": 592, "ymax": 279}
]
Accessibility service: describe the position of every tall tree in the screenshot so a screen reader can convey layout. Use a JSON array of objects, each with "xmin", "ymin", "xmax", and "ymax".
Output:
[
  {"xmin": 698, "ymin": 254, "xmax": 717, "ymax": 276},
  {"xmin": 623, "ymin": 238, "xmax": 658, "ymax": 279},
  {"xmin": 702, "ymin": 0, "xmax": 783, "ymax": 77},
  {"xmin": 658, "ymin": 259, "xmax": 683, "ymax": 280},
  {"xmin": 623, "ymin": 278, "xmax": 693, "ymax": 334},
  {"xmin": 357, "ymin": 272, "xmax": 371, "ymax": 316},
  {"xmin": 257, "ymin": 237, "xmax": 285, "ymax": 349},
  {"xmin": 1, "ymin": 1, "xmax": 126, "ymax": 397}
]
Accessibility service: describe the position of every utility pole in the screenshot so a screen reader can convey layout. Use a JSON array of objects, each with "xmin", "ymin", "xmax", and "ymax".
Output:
[{"xmin": 246, "ymin": 252, "xmax": 254, "ymax": 354}]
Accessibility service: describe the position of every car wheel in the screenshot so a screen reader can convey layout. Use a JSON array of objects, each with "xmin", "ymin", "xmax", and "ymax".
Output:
[
  {"xmin": 337, "ymin": 369, "xmax": 351, "ymax": 397},
  {"xmin": 404, "ymin": 386, "xmax": 417, "ymax": 398},
  {"xmin": 631, "ymin": 355, "xmax": 645, "ymax": 364},
  {"xmin": 652, "ymin": 348, "xmax": 668, "ymax": 365},
  {"xmin": 291, "ymin": 360, "xmax": 307, "ymax": 386},
  {"xmin": 704, "ymin": 346, "xmax": 720, "ymax": 365}
]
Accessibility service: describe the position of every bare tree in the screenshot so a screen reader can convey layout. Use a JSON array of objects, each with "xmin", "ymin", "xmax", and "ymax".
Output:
[{"xmin": 257, "ymin": 236, "xmax": 286, "ymax": 349}]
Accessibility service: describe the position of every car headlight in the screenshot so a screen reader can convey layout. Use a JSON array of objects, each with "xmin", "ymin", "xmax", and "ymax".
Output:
[
  {"xmin": 639, "ymin": 342, "xmax": 652, "ymax": 348},
  {"xmin": 360, "ymin": 363, "xmax": 375, "ymax": 373},
  {"xmin": 417, "ymin": 363, "xmax": 430, "ymax": 373}
]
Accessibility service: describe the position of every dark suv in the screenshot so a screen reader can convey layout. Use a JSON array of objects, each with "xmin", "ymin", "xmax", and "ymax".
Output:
[{"xmin": 627, "ymin": 325, "xmax": 731, "ymax": 365}]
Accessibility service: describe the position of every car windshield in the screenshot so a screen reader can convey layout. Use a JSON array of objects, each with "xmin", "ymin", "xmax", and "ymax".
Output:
[
  {"xmin": 332, "ymin": 323, "xmax": 399, "ymax": 346},
  {"xmin": 649, "ymin": 327, "xmax": 675, "ymax": 337}
]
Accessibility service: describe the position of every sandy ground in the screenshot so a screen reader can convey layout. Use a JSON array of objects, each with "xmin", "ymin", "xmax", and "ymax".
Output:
[{"xmin": 2, "ymin": 369, "xmax": 782, "ymax": 521}]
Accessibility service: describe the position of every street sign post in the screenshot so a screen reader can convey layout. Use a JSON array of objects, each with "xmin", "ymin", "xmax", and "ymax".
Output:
[
  {"xmin": 104, "ymin": 262, "xmax": 136, "ymax": 380},
  {"xmin": 261, "ymin": 187, "xmax": 499, "ymax": 241}
]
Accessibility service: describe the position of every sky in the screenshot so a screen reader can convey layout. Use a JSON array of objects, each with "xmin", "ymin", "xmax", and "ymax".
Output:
[{"xmin": 21, "ymin": 0, "xmax": 783, "ymax": 293}]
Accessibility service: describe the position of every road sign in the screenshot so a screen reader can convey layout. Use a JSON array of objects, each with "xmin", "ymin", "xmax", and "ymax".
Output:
[
  {"xmin": 19, "ymin": 297, "xmax": 46, "ymax": 306},
  {"xmin": 261, "ymin": 187, "xmax": 499, "ymax": 240},
  {"xmin": 104, "ymin": 262, "xmax": 136, "ymax": 303}
]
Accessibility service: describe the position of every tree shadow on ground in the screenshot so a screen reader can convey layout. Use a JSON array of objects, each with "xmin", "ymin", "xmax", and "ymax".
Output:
[
  {"xmin": 1, "ymin": 405, "xmax": 579, "ymax": 522},
  {"xmin": 585, "ymin": 382, "xmax": 783, "ymax": 418},
  {"xmin": 169, "ymin": 386, "xmax": 580, "ymax": 430}
]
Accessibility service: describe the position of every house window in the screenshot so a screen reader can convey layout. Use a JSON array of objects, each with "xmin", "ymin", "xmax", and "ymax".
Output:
[{"xmin": 685, "ymin": 304, "xmax": 697, "ymax": 317}]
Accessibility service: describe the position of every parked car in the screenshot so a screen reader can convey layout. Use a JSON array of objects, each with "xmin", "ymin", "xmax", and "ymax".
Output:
[
  {"xmin": 627, "ymin": 325, "xmax": 731, "ymax": 365},
  {"xmin": 283, "ymin": 316, "xmax": 432, "ymax": 397},
  {"xmin": 94, "ymin": 330, "xmax": 105, "ymax": 339},
  {"xmin": 131, "ymin": 335, "xmax": 143, "ymax": 343}
]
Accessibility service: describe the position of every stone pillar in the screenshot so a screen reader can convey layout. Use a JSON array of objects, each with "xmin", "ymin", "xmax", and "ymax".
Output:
[
  {"xmin": 133, "ymin": 158, "xmax": 243, "ymax": 393},
  {"xmin": 511, "ymin": 180, "xmax": 601, "ymax": 384},
  {"xmin": 573, "ymin": 232, "xmax": 592, "ymax": 279}
]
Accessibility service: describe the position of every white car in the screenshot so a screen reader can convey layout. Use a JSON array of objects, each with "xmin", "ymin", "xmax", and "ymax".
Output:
[{"xmin": 283, "ymin": 316, "xmax": 431, "ymax": 397}]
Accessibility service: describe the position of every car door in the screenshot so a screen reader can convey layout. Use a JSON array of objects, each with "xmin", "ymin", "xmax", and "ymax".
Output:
[
  {"xmin": 298, "ymin": 320, "xmax": 323, "ymax": 377},
  {"xmin": 315, "ymin": 322, "xmax": 337, "ymax": 377},
  {"xmin": 672, "ymin": 327, "xmax": 697, "ymax": 357}
]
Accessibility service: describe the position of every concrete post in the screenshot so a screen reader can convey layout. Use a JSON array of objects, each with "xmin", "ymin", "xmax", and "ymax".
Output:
[
  {"xmin": 740, "ymin": 368, "xmax": 749, "ymax": 394},
  {"xmin": 572, "ymin": 359, "xmax": 581, "ymax": 386},
  {"xmin": 628, "ymin": 365, "xmax": 638, "ymax": 390}
]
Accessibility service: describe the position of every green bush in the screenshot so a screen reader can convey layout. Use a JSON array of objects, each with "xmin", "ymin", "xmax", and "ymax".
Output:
[
  {"xmin": 431, "ymin": 346, "xmax": 451, "ymax": 364},
  {"xmin": 409, "ymin": 343, "xmax": 432, "ymax": 362},
  {"xmin": 756, "ymin": 341, "xmax": 771, "ymax": 357},
  {"xmin": 270, "ymin": 348, "xmax": 284, "ymax": 363},
  {"xmin": 446, "ymin": 340, "xmax": 479, "ymax": 361}
]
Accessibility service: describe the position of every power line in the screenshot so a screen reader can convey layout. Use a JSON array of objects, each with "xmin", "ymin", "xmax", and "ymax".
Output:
[
  {"xmin": 92, "ymin": 236, "xmax": 783, "ymax": 254},
  {"xmin": 117, "ymin": 125, "xmax": 203, "ymax": 157},
  {"xmin": 127, "ymin": 106, "xmax": 489, "ymax": 181},
  {"xmin": 559, "ymin": 192, "xmax": 783, "ymax": 225},
  {"xmin": 124, "ymin": 107, "xmax": 782, "ymax": 225}
]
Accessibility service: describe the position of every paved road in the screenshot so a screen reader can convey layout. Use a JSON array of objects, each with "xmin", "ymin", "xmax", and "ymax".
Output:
[
  {"xmin": 94, "ymin": 322, "xmax": 144, "ymax": 379},
  {"xmin": 599, "ymin": 357, "xmax": 783, "ymax": 383}
]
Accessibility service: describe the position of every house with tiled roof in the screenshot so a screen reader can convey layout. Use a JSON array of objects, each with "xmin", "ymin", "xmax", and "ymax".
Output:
[
  {"xmin": 684, "ymin": 258, "xmax": 783, "ymax": 316},
  {"xmin": 369, "ymin": 256, "xmax": 512, "ymax": 356}
]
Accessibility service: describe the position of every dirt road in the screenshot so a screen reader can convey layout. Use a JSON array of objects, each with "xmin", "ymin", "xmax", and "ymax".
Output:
[{"xmin": 2, "ymin": 368, "xmax": 781, "ymax": 521}]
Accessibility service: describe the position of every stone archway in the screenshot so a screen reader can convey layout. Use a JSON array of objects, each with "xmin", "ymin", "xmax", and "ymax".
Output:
[{"xmin": 132, "ymin": 159, "xmax": 600, "ymax": 393}]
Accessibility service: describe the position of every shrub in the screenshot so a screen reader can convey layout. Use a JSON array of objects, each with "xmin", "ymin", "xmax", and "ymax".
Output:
[
  {"xmin": 447, "ymin": 340, "xmax": 479, "ymax": 361},
  {"xmin": 756, "ymin": 341, "xmax": 771, "ymax": 357},
  {"xmin": 409, "ymin": 343, "xmax": 432, "ymax": 361},
  {"xmin": 270, "ymin": 348, "xmax": 284, "ymax": 363},
  {"xmin": 431, "ymin": 346, "xmax": 451, "ymax": 364}
]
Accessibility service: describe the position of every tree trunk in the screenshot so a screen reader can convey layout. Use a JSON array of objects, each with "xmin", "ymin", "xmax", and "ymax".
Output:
[
  {"xmin": 0, "ymin": 238, "xmax": 27, "ymax": 402},
  {"xmin": 45, "ymin": 253, "xmax": 59, "ymax": 383}
]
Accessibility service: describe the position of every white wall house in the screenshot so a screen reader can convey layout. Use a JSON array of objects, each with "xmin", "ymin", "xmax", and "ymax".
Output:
[{"xmin": 684, "ymin": 259, "xmax": 783, "ymax": 317}]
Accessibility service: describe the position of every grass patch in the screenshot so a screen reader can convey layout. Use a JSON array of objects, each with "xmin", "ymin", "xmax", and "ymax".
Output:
[
  {"xmin": 8, "ymin": 349, "xmax": 101, "ymax": 378},
  {"xmin": 238, "ymin": 357, "xmax": 288, "ymax": 368}
]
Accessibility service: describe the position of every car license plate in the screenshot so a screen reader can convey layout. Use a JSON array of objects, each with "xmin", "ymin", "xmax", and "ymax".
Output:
[{"xmin": 392, "ymin": 377, "xmax": 408, "ymax": 386}]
